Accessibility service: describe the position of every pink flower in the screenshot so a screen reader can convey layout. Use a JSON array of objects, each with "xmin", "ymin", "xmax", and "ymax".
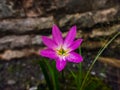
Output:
[{"xmin": 40, "ymin": 25, "xmax": 83, "ymax": 71}]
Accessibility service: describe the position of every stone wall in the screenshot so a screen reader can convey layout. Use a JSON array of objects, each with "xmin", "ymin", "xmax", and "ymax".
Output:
[{"xmin": 0, "ymin": 0, "xmax": 120, "ymax": 61}]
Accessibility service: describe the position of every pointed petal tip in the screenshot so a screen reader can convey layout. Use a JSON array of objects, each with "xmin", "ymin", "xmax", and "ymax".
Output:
[
  {"xmin": 57, "ymin": 68, "xmax": 63, "ymax": 72},
  {"xmin": 73, "ymin": 57, "xmax": 83, "ymax": 63},
  {"xmin": 71, "ymin": 25, "xmax": 77, "ymax": 31},
  {"xmin": 39, "ymin": 50, "xmax": 41, "ymax": 55},
  {"xmin": 56, "ymin": 64, "xmax": 65, "ymax": 71},
  {"xmin": 53, "ymin": 24, "xmax": 57, "ymax": 26},
  {"xmin": 77, "ymin": 38, "xmax": 83, "ymax": 44},
  {"xmin": 64, "ymin": 25, "xmax": 77, "ymax": 47},
  {"xmin": 52, "ymin": 25, "xmax": 60, "ymax": 33},
  {"xmin": 56, "ymin": 59, "xmax": 66, "ymax": 72},
  {"xmin": 41, "ymin": 36, "xmax": 44, "ymax": 39},
  {"xmin": 80, "ymin": 38, "xmax": 83, "ymax": 41},
  {"xmin": 52, "ymin": 24, "xmax": 63, "ymax": 45},
  {"xmin": 56, "ymin": 64, "xmax": 62, "ymax": 71},
  {"xmin": 78, "ymin": 56, "xmax": 83, "ymax": 63},
  {"xmin": 78, "ymin": 38, "xmax": 83, "ymax": 42},
  {"xmin": 57, "ymin": 65, "xmax": 65, "ymax": 71},
  {"xmin": 72, "ymin": 25, "xmax": 77, "ymax": 29},
  {"xmin": 41, "ymin": 36, "xmax": 48, "ymax": 41},
  {"xmin": 78, "ymin": 55, "xmax": 83, "ymax": 63},
  {"xmin": 81, "ymin": 57, "xmax": 83, "ymax": 62},
  {"xmin": 68, "ymin": 38, "xmax": 83, "ymax": 52},
  {"xmin": 39, "ymin": 50, "xmax": 44, "ymax": 56},
  {"xmin": 52, "ymin": 24, "xmax": 59, "ymax": 29},
  {"xmin": 41, "ymin": 36, "xmax": 57, "ymax": 49}
]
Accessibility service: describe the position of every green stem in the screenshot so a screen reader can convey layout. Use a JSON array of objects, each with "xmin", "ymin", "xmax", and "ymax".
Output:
[
  {"xmin": 77, "ymin": 47, "xmax": 82, "ymax": 90},
  {"xmin": 77, "ymin": 63, "xmax": 82, "ymax": 90},
  {"xmin": 80, "ymin": 32, "xmax": 120, "ymax": 90},
  {"xmin": 53, "ymin": 62, "xmax": 60, "ymax": 90}
]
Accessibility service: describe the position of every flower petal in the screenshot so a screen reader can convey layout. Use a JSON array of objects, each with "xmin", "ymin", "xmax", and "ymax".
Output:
[
  {"xmin": 64, "ymin": 26, "xmax": 76, "ymax": 47},
  {"xmin": 52, "ymin": 25, "xmax": 63, "ymax": 45},
  {"xmin": 67, "ymin": 52, "xmax": 83, "ymax": 63},
  {"xmin": 69, "ymin": 38, "xmax": 83, "ymax": 52},
  {"xmin": 56, "ymin": 58, "xmax": 67, "ymax": 71},
  {"xmin": 42, "ymin": 36, "xmax": 57, "ymax": 49},
  {"xmin": 40, "ymin": 49, "xmax": 57, "ymax": 59}
]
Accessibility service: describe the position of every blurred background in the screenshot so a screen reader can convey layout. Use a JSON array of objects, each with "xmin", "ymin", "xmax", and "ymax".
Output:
[{"xmin": 0, "ymin": 0, "xmax": 120, "ymax": 90}]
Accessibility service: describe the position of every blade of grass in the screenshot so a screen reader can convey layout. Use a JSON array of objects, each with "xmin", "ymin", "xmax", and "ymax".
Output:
[
  {"xmin": 39, "ymin": 60, "xmax": 53, "ymax": 90},
  {"xmin": 68, "ymin": 47, "xmax": 83, "ymax": 90},
  {"xmin": 44, "ymin": 60, "xmax": 60, "ymax": 90},
  {"xmin": 69, "ymin": 69, "xmax": 76, "ymax": 79},
  {"xmin": 52, "ymin": 61, "xmax": 60, "ymax": 90},
  {"xmin": 77, "ymin": 47, "xmax": 83, "ymax": 90},
  {"xmin": 80, "ymin": 32, "xmax": 120, "ymax": 90}
]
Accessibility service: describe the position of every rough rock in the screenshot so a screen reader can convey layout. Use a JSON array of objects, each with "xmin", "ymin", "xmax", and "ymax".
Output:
[
  {"xmin": 0, "ymin": 16, "xmax": 54, "ymax": 34},
  {"xmin": 0, "ymin": 48, "xmax": 39, "ymax": 60},
  {"xmin": 59, "ymin": 8, "xmax": 118, "ymax": 28},
  {"xmin": 1, "ymin": 0, "xmax": 120, "ymax": 18},
  {"xmin": 0, "ymin": 35, "xmax": 42, "ymax": 51},
  {"xmin": 89, "ymin": 24, "xmax": 120, "ymax": 37},
  {"xmin": 98, "ymin": 57, "xmax": 120, "ymax": 68},
  {"xmin": 0, "ymin": 0, "xmax": 25, "ymax": 18}
]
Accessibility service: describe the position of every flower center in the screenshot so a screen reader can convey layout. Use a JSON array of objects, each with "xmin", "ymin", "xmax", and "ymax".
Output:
[{"xmin": 56, "ymin": 48, "xmax": 68, "ymax": 56}]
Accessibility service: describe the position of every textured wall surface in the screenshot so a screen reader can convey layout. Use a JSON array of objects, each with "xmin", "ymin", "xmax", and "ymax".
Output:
[{"xmin": 0, "ymin": 0, "xmax": 119, "ymax": 60}]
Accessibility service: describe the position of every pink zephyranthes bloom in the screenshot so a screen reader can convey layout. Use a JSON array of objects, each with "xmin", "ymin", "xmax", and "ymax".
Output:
[{"xmin": 40, "ymin": 25, "xmax": 83, "ymax": 71}]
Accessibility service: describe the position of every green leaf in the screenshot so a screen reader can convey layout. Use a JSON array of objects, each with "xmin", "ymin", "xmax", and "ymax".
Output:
[
  {"xmin": 52, "ymin": 61, "xmax": 60, "ymax": 90},
  {"xmin": 39, "ymin": 60, "xmax": 53, "ymax": 90},
  {"xmin": 77, "ymin": 47, "xmax": 83, "ymax": 89},
  {"xmin": 80, "ymin": 32, "xmax": 120, "ymax": 90},
  {"xmin": 69, "ymin": 69, "xmax": 76, "ymax": 79},
  {"xmin": 44, "ymin": 60, "xmax": 60, "ymax": 90}
]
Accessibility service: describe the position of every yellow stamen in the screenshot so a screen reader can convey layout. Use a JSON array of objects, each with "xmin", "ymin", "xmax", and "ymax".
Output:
[{"xmin": 56, "ymin": 48, "xmax": 68, "ymax": 56}]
